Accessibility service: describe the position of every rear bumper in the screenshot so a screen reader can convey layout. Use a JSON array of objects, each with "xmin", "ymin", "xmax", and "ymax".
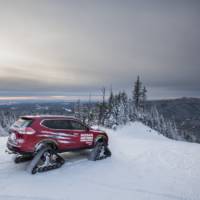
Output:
[{"xmin": 6, "ymin": 141, "xmax": 33, "ymax": 155}]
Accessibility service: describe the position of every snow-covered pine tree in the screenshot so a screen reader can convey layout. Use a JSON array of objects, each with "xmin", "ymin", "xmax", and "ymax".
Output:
[
  {"xmin": 141, "ymin": 86, "xmax": 147, "ymax": 112},
  {"xmin": 98, "ymin": 87, "xmax": 107, "ymax": 126},
  {"xmin": 128, "ymin": 98, "xmax": 136, "ymax": 121},
  {"xmin": 143, "ymin": 106, "xmax": 181, "ymax": 140},
  {"xmin": 159, "ymin": 114, "xmax": 168, "ymax": 134},
  {"xmin": 133, "ymin": 76, "xmax": 142, "ymax": 110},
  {"xmin": 118, "ymin": 91, "xmax": 129, "ymax": 125},
  {"xmin": 165, "ymin": 119, "xmax": 181, "ymax": 140},
  {"xmin": 104, "ymin": 87, "xmax": 115, "ymax": 128},
  {"xmin": 0, "ymin": 111, "xmax": 16, "ymax": 135},
  {"xmin": 86, "ymin": 93, "xmax": 94, "ymax": 126},
  {"xmin": 111, "ymin": 93, "xmax": 121, "ymax": 126},
  {"xmin": 108, "ymin": 86, "xmax": 114, "ymax": 114}
]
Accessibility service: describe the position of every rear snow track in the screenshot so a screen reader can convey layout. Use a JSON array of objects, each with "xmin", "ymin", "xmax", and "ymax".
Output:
[{"xmin": 0, "ymin": 122, "xmax": 200, "ymax": 200}]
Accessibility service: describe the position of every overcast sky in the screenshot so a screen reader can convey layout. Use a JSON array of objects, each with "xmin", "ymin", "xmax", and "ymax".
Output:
[{"xmin": 0, "ymin": 0, "xmax": 199, "ymax": 99}]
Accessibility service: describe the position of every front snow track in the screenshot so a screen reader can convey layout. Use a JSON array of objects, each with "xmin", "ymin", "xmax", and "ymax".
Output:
[
  {"xmin": 0, "ymin": 122, "xmax": 200, "ymax": 200},
  {"xmin": 88, "ymin": 142, "xmax": 111, "ymax": 161}
]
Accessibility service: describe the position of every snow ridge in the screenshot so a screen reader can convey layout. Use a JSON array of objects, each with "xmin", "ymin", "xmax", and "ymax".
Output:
[{"xmin": 0, "ymin": 122, "xmax": 199, "ymax": 200}]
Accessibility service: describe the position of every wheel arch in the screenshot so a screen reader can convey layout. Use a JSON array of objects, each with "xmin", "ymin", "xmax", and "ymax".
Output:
[
  {"xmin": 94, "ymin": 135, "xmax": 108, "ymax": 145},
  {"xmin": 35, "ymin": 139, "xmax": 58, "ymax": 152}
]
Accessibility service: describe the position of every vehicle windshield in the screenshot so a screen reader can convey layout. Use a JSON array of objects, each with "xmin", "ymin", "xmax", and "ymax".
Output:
[{"xmin": 12, "ymin": 118, "xmax": 33, "ymax": 128}]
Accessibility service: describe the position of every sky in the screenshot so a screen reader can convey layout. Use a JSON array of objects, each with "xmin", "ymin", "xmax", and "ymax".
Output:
[{"xmin": 0, "ymin": 0, "xmax": 199, "ymax": 100}]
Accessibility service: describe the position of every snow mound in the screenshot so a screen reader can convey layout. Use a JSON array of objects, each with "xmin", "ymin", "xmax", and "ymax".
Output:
[{"xmin": 0, "ymin": 122, "xmax": 200, "ymax": 200}]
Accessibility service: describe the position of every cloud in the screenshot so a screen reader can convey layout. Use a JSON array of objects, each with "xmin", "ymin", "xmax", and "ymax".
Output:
[{"xmin": 0, "ymin": 0, "xmax": 199, "ymax": 97}]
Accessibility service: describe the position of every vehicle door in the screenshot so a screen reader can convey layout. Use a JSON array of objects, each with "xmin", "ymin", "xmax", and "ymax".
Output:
[
  {"xmin": 40, "ymin": 119, "xmax": 78, "ymax": 150},
  {"xmin": 69, "ymin": 120, "xmax": 93, "ymax": 148}
]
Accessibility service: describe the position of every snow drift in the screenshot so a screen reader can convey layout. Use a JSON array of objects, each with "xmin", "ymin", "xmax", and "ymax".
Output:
[{"xmin": 0, "ymin": 122, "xmax": 200, "ymax": 200}]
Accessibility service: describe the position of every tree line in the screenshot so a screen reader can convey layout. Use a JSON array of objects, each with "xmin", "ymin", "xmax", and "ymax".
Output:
[{"xmin": 74, "ymin": 76, "xmax": 180, "ymax": 140}]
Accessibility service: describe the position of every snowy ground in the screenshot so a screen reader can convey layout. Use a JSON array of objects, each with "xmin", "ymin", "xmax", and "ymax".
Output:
[{"xmin": 0, "ymin": 122, "xmax": 200, "ymax": 200}]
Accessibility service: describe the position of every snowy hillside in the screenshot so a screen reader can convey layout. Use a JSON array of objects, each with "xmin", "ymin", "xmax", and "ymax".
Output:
[{"xmin": 0, "ymin": 122, "xmax": 200, "ymax": 200}]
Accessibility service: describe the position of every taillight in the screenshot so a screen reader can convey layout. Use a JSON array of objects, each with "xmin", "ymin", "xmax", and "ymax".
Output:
[
  {"xmin": 9, "ymin": 133, "xmax": 25, "ymax": 145},
  {"xmin": 18, "ymin": 127, "xmax": 36, "ymax": 135}
]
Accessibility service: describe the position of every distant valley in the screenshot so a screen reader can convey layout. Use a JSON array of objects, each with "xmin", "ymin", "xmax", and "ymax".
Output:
[{"xmin": 147, "ymin": 98, "xmax": 200, "ymax": 143}]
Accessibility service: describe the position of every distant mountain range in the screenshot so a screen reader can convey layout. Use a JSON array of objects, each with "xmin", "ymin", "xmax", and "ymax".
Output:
[{"xmin": 147, "ymin": 97, "xmax": 200, "ymax": 143}]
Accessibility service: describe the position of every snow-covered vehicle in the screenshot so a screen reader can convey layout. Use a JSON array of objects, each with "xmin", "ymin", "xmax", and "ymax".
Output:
[{"xmin": 6, "ymin": 115, "xmax": 111, "ymax": 174}]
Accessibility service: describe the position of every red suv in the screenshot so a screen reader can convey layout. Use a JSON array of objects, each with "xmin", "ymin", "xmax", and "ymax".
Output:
[{"xmin": 7, "ymin": 115, "xmax": 111, "ymax": 174}]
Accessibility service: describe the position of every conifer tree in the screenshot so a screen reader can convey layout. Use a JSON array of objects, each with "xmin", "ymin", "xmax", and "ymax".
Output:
[
  {"xmin": 141, "ymin": 86, "xmax": 147, "ymax": 111},
  {"xmin": 98, "ymin": 87, "xmax": 107, "ymax": 126},
  {"xmin": 133, "ymin": 76, "xmax": 142, "ymax": 109}
]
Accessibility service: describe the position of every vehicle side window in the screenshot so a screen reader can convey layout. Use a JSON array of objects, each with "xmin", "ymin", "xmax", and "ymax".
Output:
[
  {"xmin": 42, "ymin": 120, "xmax": 55, "ymax": 129},
  {"xmin": 70, "ymin": 121, "xmax": 85, "ymax": 130},
  {"xmin": 42, "ymin": 120, "xmax": 72, "ymax": 130}
]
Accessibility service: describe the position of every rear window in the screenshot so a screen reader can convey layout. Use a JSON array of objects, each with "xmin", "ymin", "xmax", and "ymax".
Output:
[{"xmin": 12, "ymin": 118, "xmax": 33, "ymax": 129}]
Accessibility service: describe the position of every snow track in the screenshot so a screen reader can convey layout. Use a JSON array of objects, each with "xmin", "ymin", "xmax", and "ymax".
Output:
[{"xmin": 0, "ymin": 122, "xmax": 200, "ymax": 200}]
